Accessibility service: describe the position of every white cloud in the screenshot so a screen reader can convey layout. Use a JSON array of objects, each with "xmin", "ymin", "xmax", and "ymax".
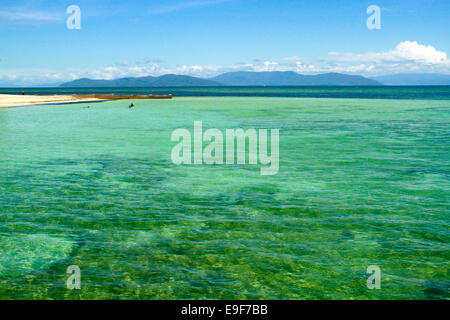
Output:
[
  {"xmin": 252, "ymin": 61, "xmax": 280, "ymax": 72},
  {"xmin": 325, "ymin": 41, "xmax": 450, "ymax": 75},
  {"xmin": 329, "ymin": 41, "xmax": 449, "ymax": 66},
  {"xmin": 394, "ymin": 41, "xmax": 448, "ymax": 64}
]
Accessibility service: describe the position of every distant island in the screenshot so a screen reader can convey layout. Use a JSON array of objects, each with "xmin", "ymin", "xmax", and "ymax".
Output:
[
  {"xmin": 210, "ymin": 71, "xmax": 380, "ymax": 86},
  {"xmin": 60, "ymin": 74, "xmax": 219, "ymax": 88},
  {"xmin": 60, "ymin": 72, "xmax": 381, "ymax": 87}
]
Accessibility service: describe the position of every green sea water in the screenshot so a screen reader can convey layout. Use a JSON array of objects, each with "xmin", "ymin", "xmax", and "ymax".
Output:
[{"xmin": 0, "ymin": 95, "xmax": 449, "ymax": 299}]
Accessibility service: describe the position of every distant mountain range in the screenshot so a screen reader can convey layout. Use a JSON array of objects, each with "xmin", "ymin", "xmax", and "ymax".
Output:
[
  {"xmin": 210, "ymin": 71, "xmax": 380, "ymax": 86},
  {"xmin": 60, "ymin": 74, "xmax": 220, "ymax": 88},
  {"xmin": 60, "ymin": 72, "xmax": 381, "ymax": 87},
  {"xmin": 47, "ymin": 72, "xmax": 450, "ymax": 88}
]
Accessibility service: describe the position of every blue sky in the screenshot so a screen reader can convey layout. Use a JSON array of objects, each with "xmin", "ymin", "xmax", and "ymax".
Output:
[{"xmin": 0, "ymin": 0, "xmax": 449, "ymax": 85}]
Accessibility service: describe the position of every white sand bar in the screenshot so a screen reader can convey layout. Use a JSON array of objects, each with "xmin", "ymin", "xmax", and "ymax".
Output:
[{"xmin": 0, "ymin": 94, "xmax": 102, "ymax": 108}]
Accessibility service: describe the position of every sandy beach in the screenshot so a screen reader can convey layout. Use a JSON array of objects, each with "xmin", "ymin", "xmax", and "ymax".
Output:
[{"xmin": 0, "ymin": 94, "xmax": 103, "ymax": 108}]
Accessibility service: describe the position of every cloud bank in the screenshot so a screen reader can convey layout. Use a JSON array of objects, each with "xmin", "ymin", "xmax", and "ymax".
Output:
[
  {"xmin": 1, "ymin": 41, "xmax": 449, "ymax": 86},
  {"xmin": 329, "ymin": 41, "xmax": 448, "ymax": 64}
]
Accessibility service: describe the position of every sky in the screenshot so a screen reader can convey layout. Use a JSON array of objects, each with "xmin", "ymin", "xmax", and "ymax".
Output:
[{"xmin": 0, "ymin": 0, "xmax": 449, "ymax": 85}]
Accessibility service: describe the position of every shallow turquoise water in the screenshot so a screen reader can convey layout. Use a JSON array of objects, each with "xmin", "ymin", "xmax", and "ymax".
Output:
[{"xmin": 0, "ymin": 97, "xmax": 449, "ymax": 299}]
